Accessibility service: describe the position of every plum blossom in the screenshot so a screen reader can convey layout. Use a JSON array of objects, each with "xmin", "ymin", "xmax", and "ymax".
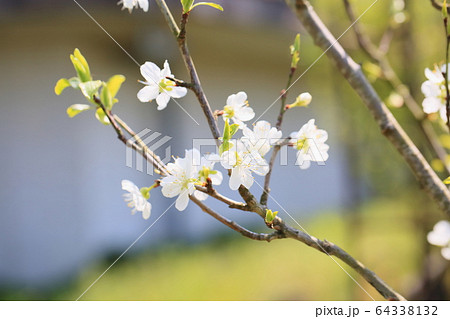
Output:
[
  {"xmin": 427, "ymin": 220, "xmax": 450, "ymax": 260},
  {"xmin": 222, "ymin": 92, "xmax": 255, "ymax": 127},
  {"xmin": 242, "ymin": 120, "xmax": 282, "ymax": 157},
  {"xmin": 118, "ymin": 0, "xmax": 149, "ymax": 13},
  {"xmin": 421, "ymin": 64, "xmax": 450, "ymax": 122},
  {"xmin": 121, "ymin": 180, "xmax": 152, "ymax": 219},
  {"xmin": 290, "ymin": 119, "xmax": 329, "ymax": 169},
  {"xmin": 193, "ymin": 152, "xmax": 223, "ymax": 201},
  {"xmin": 160, "ymin": 150, "xmax": 199, "ymax": 211},
  {"xmin": 138, "ymin": 60, "xmax": 187, "ymax": 110},
  {"xmin": 220, "ymin": 141, "xmax": 269, "ymax": 190}
]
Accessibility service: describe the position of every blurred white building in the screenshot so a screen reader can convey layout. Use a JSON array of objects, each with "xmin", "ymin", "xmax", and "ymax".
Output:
[{"xmin": 0, "ymin": 0, "xmax": 349, "ymax": 291}]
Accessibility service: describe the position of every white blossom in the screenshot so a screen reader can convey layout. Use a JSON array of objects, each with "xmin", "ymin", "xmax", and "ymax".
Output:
[
  {"xmin": 160, "ymin": 151, "xmax": 198, "ymax": 211},
  {"xmin": 290, "ymin": 119, "xmax": 329, "ymax": 169},
  {"xmin": 121, "ymin": 180, "xmax": 152, "ymax": 219},
  {"xmin": 118, "ymin": 0, "xmax": 149, "ymax": 13},
  {"xmin": 421, "ymin": 64, "xmax": 449, "ymax": 122},
  {"xmin": 427, "ymin": 220, "xmax": 450, "ymax": 260},
  {"xmin": 222, "ymin": 92, "xmax": 255, "ymax": 127},
  {"xmin": 137, "ymin": 60, "xmax": 187, "ymax": 110},
  {"xmin": 220, "ymin": 141, "xmax": 269, "ymax": 190},
  {"xmin": 242, "ymin": 120, "xmax": 282, "ymax": 157},
  {"xmin": 193, "ymin": 153, "xmax": 223, "ymax": 201}
]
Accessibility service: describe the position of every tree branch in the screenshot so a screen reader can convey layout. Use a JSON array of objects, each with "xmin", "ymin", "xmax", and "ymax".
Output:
[
  {"xmin": 190, "ymin": 196, "xmax": 285, "ymax": 242},
  {"xmin": 155, "ymin": 0, "xmax": 221, "ymax": 143},
  {"xmin": 343, "ymin": 0, "xmax": 450, "ymax": 174},
  {"xmin": 261, "ymin": 138, "xmax": 290, "ymax": 205},
  {"xmin": 275, "ymin": 219, "xmax": 406, "ymax": 300},
  {"xmin": 285, "ymin": 0, "xmax": 450, "ymax": 216},
  {"xmin": 154, "ymin": 0, "xmax": 406, "ymax": 300},
  {"xmin": 195, "ymin": 185, "xmax": 250, "ymax": 210},
  {"xmin": 240, "ymin": 183, "xmax": 406, "ymax": 300}
]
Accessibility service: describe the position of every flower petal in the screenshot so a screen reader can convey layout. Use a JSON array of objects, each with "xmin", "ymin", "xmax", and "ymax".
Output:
[
  {"xmin": 422, "ymin": 97, "xmax": 443, "ymax": 114},
  {"xmin": 175, "ymin": 192, "xmax": 190, "ymax": 211},
  {"xmin": 138, "ymin": 0, "xmax": 149, "ymax": 12},
  {"xmin": 121, "ymin": 180, "xmax": 140, "ymax": 194},
  {"xmin": 233, "ymin": 91, "xmax": 247, "ymax": 106},
  {"xmin": 137, "ymin": 85, "xmax": 159, "ymax": 102},
  {"xmin": 141, "ymin": 201, "xmax": 151, "ymax": 219},
  {"xmin": 168, "ymin": 86, "xmax": 188, "ymax": 99},
  {"xmin": 235, "ymin": 106, "xmax": 255, "ymax": 122},
  {"xmin": 156, "ymin": 93, "xmax": 171, "ymax": 110},
  {"xmin": 441, "ymin": 247, "xmax": 450, "ymax": 260},
  {"xmin": 161, "ymin": 60, "xmax": 172, "ymax": 78},
  {"xmin": 229, "ymin": 167, "xmax": 243, "ymax": 190},
  {"xmin": 140, "ymin": 62, "xmax": 161, "ymax": 83}
]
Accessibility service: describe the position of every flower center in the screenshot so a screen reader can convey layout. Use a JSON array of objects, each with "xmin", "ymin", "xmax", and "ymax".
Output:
[
  {"xmin": 224, "ymin": 105, "xmax": 235, "ymax": 118},
  {"xmin": 158, "ymin": 79, "xmax": 175, "ymax": 93},
  {"xmin": 296, "ymin": 136, "xmax": 309, "ymax": 152}
]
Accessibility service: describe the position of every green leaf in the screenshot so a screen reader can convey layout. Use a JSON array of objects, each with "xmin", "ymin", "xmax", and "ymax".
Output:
[
  {"xmin": 79, "ymin": 80, "xmax": 103, "ymax": 101},
  {"xmin": 100, "ymin": 85, "xmax": 112, "ymax": 110},
  {"xmin": 181, "ymin": 0, "xmax": 195, "ymax": 12},
  {"xmin": 95, "ymin": 108, "xmax": 111, "ymax": 125},
  {"xmin": 219, "ymin": 141, "xmax": 233, "ymax": 154},
  {"xmin": 106, "ymin": 75, "xmax": 126, "ymax": 99},
  {"xmin": 66, "ymin": 104, "xmax": 91, "ymax": 118},
  {"xmin": 223, "ymin": 119, "xmax": 231, "ymax": 141},
  {"xmin": 73, "ymin": 48, "xmax": 91, "ymax": 81},
  {"xmin": 265, "ymin": 209, "xmax": 278, "ymax": 224},
  {"xmin": 229, "ymin": 123, "xmax": 240, "ymax": 137},
  {"xmin": 289, "ymin": 34, "xmax": 301, "ymax": 68},
  {"xmin": 191, "ymin": 2, "xmax": 224, "ymax": 11},
  {"xmin": 444, "ymin": 176, "xmax": 450, "ymax": 184},
  {"xmin": 55, "ymin": 78, "xmax": 71, "ymax": 95},
  {"xmin": 70, "ymin": 55, "xmax": 89, "ymax": 83}
]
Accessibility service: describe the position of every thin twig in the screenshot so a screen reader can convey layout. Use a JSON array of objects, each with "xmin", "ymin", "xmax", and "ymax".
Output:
[
  {"xmin": 195, "ymin": 185, "xmax": 250, "ymax": 210},
  {"xmin": 261, "ymin": 138, "xmax": 290, "ymax": 205},
  {"xmin": 190, "ymin": 196, "xmax": 284, "ymax": 242},
  {"xmin": 113, "ymin": 114, "xmax": 170, "ymax": 175},
  {"xmin": 155, "ymin": 0, "xmax": 221, "ymax": 143},
  {"xmin": 261, "ymin": 64, "xmax": 297, "ymax": 205},
  {"xmin": 286, "ymin": 0, "xmax": 450, "ymax": 215}
]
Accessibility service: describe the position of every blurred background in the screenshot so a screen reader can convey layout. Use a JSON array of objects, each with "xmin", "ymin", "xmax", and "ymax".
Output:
[{"xmin": 0, "ymin": 0, "xmax": 448, "ymax": 300}]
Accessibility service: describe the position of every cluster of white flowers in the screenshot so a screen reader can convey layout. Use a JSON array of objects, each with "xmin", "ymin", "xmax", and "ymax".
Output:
[
  {"xmin": 122, "ymin": 57, "xmax": 330, "ymax": 218},
  {"xmin": 421, "ymin": 64, "xmax": 450, "ymax": 122},
  {"xmin": 119, "ymin": 0, "xmax": 149, "ymax": 13},
  {"xmin": 427, "ymin": 220, "xmax": 450, "ymax": 260}
]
